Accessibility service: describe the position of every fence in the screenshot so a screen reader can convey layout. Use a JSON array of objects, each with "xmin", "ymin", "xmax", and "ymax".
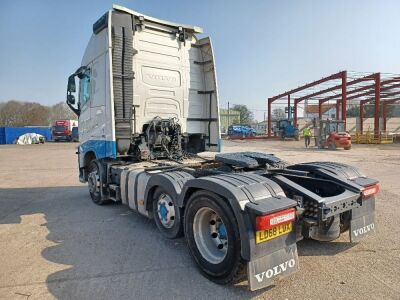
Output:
[
  {"xmin": 351, "ymin": 131, "xmax": 394, "ymax": 144},
  {"xmin": 0, "ymin": 127, "xmax": 52, "ymax": 144}
]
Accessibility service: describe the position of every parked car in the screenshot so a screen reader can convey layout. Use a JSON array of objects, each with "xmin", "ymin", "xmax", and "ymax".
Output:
[{"xmin": 228, "ymin": 125, "xmax": 256, "ymax": 137}]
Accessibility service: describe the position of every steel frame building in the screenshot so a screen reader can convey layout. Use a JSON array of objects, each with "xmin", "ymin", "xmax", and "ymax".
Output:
[{"xmin": 267, "ymin": 71, "xmax": 400, "ymax": 136}]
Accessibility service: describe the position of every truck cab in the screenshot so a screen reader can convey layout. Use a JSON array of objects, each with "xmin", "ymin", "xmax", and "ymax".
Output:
[
  {"xmin": 52, "ymin": 119, "xmax": 78, "ymax": 142},
  {"xmin": 66, "ymin": 5, "xmax": 221, "ymax": 181}
]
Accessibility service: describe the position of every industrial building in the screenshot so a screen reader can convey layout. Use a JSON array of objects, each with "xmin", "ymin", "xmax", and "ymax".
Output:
[
  {"xmin": 267, "ymin": 71, "xmax": 400, "ymax": 141},
  {"xmin": 219, "ymin": 108, "xmax": 240, "ymax": 134}
]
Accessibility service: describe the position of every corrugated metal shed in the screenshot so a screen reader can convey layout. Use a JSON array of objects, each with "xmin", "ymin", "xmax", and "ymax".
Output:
[{"xmin": 0, "ymin": 127, "xmax": 52, "ymax": 144}]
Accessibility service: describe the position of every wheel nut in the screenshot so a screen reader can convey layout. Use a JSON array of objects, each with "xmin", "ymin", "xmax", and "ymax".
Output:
[{"xmin": 211, "ymin": 232, "xmax": 218, "ymax": 238}]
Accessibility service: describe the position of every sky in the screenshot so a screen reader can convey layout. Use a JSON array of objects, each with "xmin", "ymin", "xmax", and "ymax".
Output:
[{"xmin": 1, "ymin": 0, "xmax": 400, "ymax": 121}]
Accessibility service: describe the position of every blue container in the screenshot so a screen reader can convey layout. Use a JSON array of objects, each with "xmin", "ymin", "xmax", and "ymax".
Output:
[{"xmin": 0, "ymin": 127, "xmax": 52, "ymax": 144}]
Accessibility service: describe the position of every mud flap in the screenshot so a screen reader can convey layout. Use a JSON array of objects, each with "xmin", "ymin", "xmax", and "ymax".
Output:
[
  {"xmin": 247, "ymin": 244, "xmax": 299, "ymax": 291},
  {"xmin": 350, "ymin": 213, "xmax": 375, "ymax": 242}
]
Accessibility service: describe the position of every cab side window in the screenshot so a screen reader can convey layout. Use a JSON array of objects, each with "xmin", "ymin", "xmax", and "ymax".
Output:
[{"xmin": 79, "ymin": 69, "xmax": 91, "ymax": 108}]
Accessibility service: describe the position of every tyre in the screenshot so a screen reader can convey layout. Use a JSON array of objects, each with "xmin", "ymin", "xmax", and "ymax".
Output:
[
  {"xmin": 152, "ymin": 187, "xmax": 183, "ymax": 239},
  {"xmin": 294, "ymin": 131, "xmax": 300, "ymax": 141},
  {"xmin": 344, "ymin": 146, "xmax": 351, "ymax": 150},
  {"xmin": 340, "ymin": 211, "xmax": 351, "ymax": 233},
  {"xmin": 328, "ymin": 142, "xmax": 336, "ymax": 150},
  {"xmin": 184, "ymin": 191, "xmax": 244, "ymax": 285},
  {"xmin": 87, "ymin": 160, "xmax": 108, "ymax": 205},
  {"xmin": 279, "ymin": 130, "xmax": 285, "ymax": 140}
]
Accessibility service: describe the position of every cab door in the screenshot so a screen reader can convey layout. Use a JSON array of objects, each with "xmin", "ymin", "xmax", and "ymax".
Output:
[
  {"xmin": 89, "ymin": 57, "xmax": 107, "ymax": 158},
  {"xmin": 78, "ymin": 66, "xmax": 92, "ymax": 148}
]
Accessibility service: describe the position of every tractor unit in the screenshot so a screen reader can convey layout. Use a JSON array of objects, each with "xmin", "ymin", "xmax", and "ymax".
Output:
[{"xmin": 66, "ymin": 5, "xmax": 378, "ymax": 291}]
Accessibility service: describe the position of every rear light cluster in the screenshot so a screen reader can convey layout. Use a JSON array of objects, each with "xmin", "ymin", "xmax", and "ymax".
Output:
[
  {"xmin": 256, "ymin": 208, "xmax": 296, "ymax": 231},
  {"xmin": 362, "ymin": 184, "xmax": 380, "ymax": 199}
]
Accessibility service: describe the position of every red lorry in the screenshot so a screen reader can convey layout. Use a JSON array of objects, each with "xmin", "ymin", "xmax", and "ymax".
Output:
[{"xmin": 52, "ymin": 119, "xmax": 78, "ymax": 142}]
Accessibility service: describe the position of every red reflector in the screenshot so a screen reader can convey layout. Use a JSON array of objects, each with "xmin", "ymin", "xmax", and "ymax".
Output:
[
  {"xmin": 362, "ymin": 184, "xmax": 380, "ymax": 198},
  {"xmin": 256, "ymin": 208, "xmax": 296, "ymax": 231}
]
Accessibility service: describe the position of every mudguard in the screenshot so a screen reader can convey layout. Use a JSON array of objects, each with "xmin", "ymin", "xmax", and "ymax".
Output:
[
  {"xmin": 178, "ymin": 173, "xmax": 299, "ymax": 291},
  {"xmin": 287, "ymin": 161, "xmax": 378, "ymax": 191},
  {"xmin": 144, "ymin": 171, "xmax": 194, "ymax": 212}
]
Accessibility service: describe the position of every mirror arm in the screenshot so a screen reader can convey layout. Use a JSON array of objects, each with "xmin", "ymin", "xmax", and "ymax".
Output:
[{"xmin": 67, "ymin": 101, "xmax": 80, "ymax": 116}]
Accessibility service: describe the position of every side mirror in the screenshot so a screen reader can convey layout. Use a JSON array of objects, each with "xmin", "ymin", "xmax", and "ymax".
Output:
[
  {"xmin": 66, "ymin": 73, "xmax": 79, "ymax": 116},
  {"xmin": 67, "ymin": 94, "xmax": 75, "ymax": 105},
  {"xmin": 68, "ymin": 75, "xmax": 76, "ymax": 93}
]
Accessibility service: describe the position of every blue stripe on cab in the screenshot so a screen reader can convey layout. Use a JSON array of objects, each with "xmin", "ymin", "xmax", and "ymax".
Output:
[{"xmin": 79, "ymin": 140, "xmax": 117, "ymax": 160}]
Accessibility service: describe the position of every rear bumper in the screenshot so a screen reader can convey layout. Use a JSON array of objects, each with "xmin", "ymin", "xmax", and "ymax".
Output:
[
  {"xmin": 336, "ymin": 140, "xmax": 351, "ymax": 147},
  {"xmin": 53, "ymin": 135, "xmax": 70, "ymax": 141},
  {"xmin": 243, "ymin": 198, "xmax": 299, "ymax": 291},
  {"xmin": 243, "ymin": 197, "xmax": 376, "ymax": 291},
  {"xmin": 300, "ymin": 191, "xmax": 376, "ymax": 242}
]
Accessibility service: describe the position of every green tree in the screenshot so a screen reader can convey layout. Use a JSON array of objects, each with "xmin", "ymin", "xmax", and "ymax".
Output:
[
  {"xmin": 232, "ymin": 104, "xmax": 254, "ymax": 125},
  {"xmin": 0, "ymin": 100, "xmax": 77, "ymax": 127}
]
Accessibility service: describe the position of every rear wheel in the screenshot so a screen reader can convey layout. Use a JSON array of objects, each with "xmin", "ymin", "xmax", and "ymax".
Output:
[
  {"xmin": 279, "ymin": 130, "xmax": 285, "ymax": 140},
  {"xmin": 340, "ymin": 211, "xmax": 351, "ymax": 233},
  {"xmin": 344, "ymin": 146, "xmax": 351, "ymax": 150},
  {"xmin": 184, "ymin": 191, "xmax": 244, "ymax": 285},
  {"xmin": 87, "ymin": 160, "xmax": 108, "ymax": 205},
  {"xmin": 294, "ymin": 131, "xmax": 300, "ymax": 141},
  {"xmin": 152, "ymin": 187, "xmax": 183, "ymax": 239}
]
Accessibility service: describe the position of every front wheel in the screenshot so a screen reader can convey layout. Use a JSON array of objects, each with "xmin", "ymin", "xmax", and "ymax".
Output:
[
  {"xmin": 184, "ymin": 191, "xmax": 244, "ymax": 285},
  {"xmin": 87, "ymin": 160, "xmax": 108, "ymax": 205},
  {"xmin": 152, "ymin": 187, "xmax": 183, "ymax": 239}
]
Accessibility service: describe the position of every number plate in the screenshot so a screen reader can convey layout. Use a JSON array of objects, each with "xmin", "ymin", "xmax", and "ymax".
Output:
[{"xmin": 255, "ymin": 223, "xmax": 292, "ymax": 244}]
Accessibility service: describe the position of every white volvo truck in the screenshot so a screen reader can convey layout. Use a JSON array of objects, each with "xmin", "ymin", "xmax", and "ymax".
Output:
[{"xmin": 66, "ymin": 5, "xmax": 379, "ymax": 291}]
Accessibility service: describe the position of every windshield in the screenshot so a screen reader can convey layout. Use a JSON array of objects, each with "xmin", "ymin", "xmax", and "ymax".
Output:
[
  {"xmin": 54, "ymin": 125, "xmax": 66, "ymax": 132},
  {"xmin": 326, "ymin": 122, "xmax": 345, "ymax": 133},
  {"xmin": 279, "ymin": 120, "xmax": 289, "ymax": 128}
]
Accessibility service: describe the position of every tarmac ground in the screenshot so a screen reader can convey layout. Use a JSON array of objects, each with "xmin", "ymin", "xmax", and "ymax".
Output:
[{"xmin": 0, "ymin": 140, "xmax": 399, "ymax": 299}]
